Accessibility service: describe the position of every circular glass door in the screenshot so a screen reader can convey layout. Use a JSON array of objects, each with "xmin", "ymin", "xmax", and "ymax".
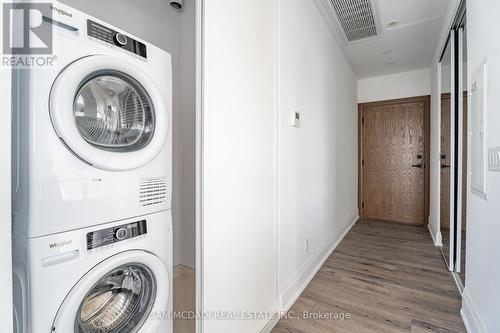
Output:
[
  {"xmin": 74, "ymin": 71, "xmax": 155, "ymax": 152},
  {"xmin": 76, "ymin": 263, "xmax": 156, "ymax": 333}
]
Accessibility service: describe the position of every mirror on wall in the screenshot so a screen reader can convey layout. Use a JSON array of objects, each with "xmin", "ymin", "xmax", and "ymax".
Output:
[{"xmin": 439, "ymin": 34, "xmax": 454, "ymax": 270}]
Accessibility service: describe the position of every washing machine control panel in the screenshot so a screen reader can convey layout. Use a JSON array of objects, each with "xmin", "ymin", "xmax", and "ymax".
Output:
[
  {"xmin": 87, "ymin": 19, "xmax": 147, "ymax": 58},
  {"xmin": 86, "ymin": 220, "xmax": 147, "ymax": 250}
]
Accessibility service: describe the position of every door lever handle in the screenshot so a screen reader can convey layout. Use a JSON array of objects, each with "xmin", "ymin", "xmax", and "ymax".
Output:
[
  {"xmin": 411, "ymin": 164, "xmax": 423, "ymax": 168},
  {"xmin": 441, "ymin": 164, "xmax": 451, "ymax": 169}
]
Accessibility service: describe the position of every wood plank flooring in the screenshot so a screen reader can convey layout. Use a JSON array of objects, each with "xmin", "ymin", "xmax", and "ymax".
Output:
[{"xmin": 272, "ymin": 219, "xmax": 466, "ymax": 333}]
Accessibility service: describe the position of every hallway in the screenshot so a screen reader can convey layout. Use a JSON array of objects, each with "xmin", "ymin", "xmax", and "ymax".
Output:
[{"xmin": 273, "ymin": 220, "xmax": 466, "ymax": 333}]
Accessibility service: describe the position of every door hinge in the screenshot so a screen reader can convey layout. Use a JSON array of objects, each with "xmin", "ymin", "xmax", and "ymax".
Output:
[
  {"xmin": 362, "ymin": 117, "xmax": 365, "ymax": 125},
  {"xmin": 362, "ymin": 159, "xmax": 364, "ymax": 167},
  {"xmin": 362, "ymin": 201, "xmax": 365, "ymax": 208}
]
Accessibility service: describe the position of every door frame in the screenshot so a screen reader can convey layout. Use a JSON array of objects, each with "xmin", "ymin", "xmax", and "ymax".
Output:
[{"xmin": 358, "ymin": 95, "xmax": 431, "ymax": 224}]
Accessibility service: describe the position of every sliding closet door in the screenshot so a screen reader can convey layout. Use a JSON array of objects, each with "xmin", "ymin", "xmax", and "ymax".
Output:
[
  {"xmin": 439, "ymin": 33, "xmax": 455, "ymax": 270},
  {"xmin": 201, "ymin": 1, "xmax": 277, "ymax": 332},
  {"xmin": 438, "ymin": 9, "xmax": 468, "ymax": 286}
]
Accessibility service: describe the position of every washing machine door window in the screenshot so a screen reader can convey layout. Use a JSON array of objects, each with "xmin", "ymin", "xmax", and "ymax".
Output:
[
  {"xmin": 50, "ymin": 55, "xmax": 169, "ymax": 171},
  {"xmin": 74, "ymin": 70, "xmax": 155, "ymax": 153},
  {"xmin": 52, "ymin": 250, "xmax": 170, "ymax": 333},
  {"xmin": 76, "ymin": 263, "xmax": 155, "ymax": 333}
]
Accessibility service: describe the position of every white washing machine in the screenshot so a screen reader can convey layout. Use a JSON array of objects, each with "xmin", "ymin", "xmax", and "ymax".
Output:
[
  {"xmin": 11, "ymin": 2, "xmax": 173, "ymax": 332},
  {"xmin": 13, "ymin": 211, "xmax": 173, "ymax": 333},
  {"xmin": 12, "ymin": 1, "xmax": 172, "ymax": 238}
]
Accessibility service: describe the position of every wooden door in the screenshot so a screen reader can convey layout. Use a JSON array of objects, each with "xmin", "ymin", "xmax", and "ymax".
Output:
[{"xmin": 360, "ymin": 96, "xmax": 430, "ymax": 225}]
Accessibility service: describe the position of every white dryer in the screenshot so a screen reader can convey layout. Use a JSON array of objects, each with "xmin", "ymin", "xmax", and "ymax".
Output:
[
  {"xmin": 13, "ymin": 211, "xmax": 173, "ymax": 333},
  {"xmin": 12, "ymin": 1, "xmax": 172, "ymax": 238}
]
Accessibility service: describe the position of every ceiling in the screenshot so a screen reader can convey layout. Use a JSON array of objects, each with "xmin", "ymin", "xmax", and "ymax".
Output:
[{"xmin": 327, "ymin": 0, "xmax": 450, "ymax": 79}]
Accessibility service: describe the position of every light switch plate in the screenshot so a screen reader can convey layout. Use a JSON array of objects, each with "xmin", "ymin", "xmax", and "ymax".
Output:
[
  {"xmin": 291, "ymin": 110, "xmax": 300, "ymax": 128},
  {"xmin": 489, "ymin": 147, "xmax": 500, "ymax": 171}
]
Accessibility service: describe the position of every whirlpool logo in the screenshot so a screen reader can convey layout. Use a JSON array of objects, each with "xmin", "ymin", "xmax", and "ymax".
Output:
[
  {"xmin": 49, "ymin": 4, "xmax": 72, "ymax": 18},
  {"xmin": 49, "ymin": 240, "xmax": 72, "ymax": 249}
]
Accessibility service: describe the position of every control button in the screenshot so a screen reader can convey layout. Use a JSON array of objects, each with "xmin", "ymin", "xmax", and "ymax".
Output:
[
  {"xmin": 114, "ymin": 33, "xmax": 128, "ymax": 46},
  {"xmin": 115, "ymin": 228, "xmax": 128, "ymax": 240}
]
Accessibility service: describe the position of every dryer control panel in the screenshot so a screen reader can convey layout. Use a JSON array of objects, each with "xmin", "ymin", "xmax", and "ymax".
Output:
[
  {"xmin": 87, "ymin": 19, "xmax": 147, "ymax": 58},
  {"xmin": 86, "ymin": 220, "xmax": 147, "ymax": 250}
]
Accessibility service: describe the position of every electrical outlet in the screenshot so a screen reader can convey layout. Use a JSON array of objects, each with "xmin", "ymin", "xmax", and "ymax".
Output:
[{"xmin": 304, "ymin": 239, "xmax": 310, "ymax": 253}]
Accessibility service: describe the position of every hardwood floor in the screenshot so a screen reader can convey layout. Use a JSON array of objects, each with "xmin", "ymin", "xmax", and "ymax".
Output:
[
  {"xmin": 272, "ymin": 219, "xmax": 466, "ymax": 333},
  {"xmin": 441, "ymin": 228, "xmax": 450, "ymax": 265},
  {"xmin": 458, "ymin": 231, "xmax": 466, "ymax": 285}
]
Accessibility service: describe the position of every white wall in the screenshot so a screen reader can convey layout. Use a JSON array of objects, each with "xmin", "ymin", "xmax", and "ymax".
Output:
[
  {"xmin": 358, "ymin": 68, "xmax": 431, "ymax": 103},
  {"xmin": 0, "ymin": 3, "xmax": 13, "ymax": 329},
  {"xmin": 201, "ymin": 0, "xmax": 358, "ymax": 331},
  {"xmin": 201, "ymin": 1, "xmax": 277, "ymax": 332},
  {"xmin": 278, "ymin": 0, "xmax": 358, "ymax": 309},
  {"xmin": 461, "ymin": 1, "xmax": 500, "ymax": 332},
  {"xmin": 60, "ymin": 0, "xmax": 196, "ymax": 268}
]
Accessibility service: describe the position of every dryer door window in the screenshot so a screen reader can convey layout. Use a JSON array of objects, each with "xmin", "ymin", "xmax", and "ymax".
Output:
[
  {"xmin": 76, "ymin": 263, "xmax": 155, "ymax": 333},
  {"xmin": 74, "ymin": 71, "xmax": 155, "ymax": 152}
]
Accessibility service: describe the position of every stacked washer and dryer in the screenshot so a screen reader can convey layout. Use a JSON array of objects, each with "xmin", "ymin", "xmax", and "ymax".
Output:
[{"xmin": 12, "ymin": 2, "xmax": 173, "ymax": 333}]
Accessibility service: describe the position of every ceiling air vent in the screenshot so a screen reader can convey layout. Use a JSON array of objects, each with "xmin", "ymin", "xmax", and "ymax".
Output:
[{"xmin": 330, "ymin": 0, "xmax": 378, "ymax": 42}]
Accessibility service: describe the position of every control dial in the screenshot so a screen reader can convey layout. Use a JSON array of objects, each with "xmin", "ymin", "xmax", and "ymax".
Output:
[
  {"xmin": 114, "ymin": 33, "xmax": 128, "ymax": 46},
  {"xmin": 115, "ymin": 227, "xmax": 128, "ymax": 240}
]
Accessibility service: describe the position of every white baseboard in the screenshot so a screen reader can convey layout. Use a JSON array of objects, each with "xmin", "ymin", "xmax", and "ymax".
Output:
[
  {"xmin": 259, "ymin": 315, "xmax": 281, "ymax": 333},
  {"xmin": 451, "ymin": 272, "xmax": 464, "ymax": 296},
  {"xmin": 280, "ymin": 212, "xmax": 359, "ymax": 312},
  {"xmin": 436, "ymin": 231, "xmax": 442, "ymax": 247},
  {"xmin": 174, "ymin": 264, "xmax": 195, "ymax": 280},
  {"xmin": 428, "ymin": 223, "xmax": 443, "ymax": 247},
  {"xmin": 461, "ymin": 287, "xmax": 487, "ymax": 333}
]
